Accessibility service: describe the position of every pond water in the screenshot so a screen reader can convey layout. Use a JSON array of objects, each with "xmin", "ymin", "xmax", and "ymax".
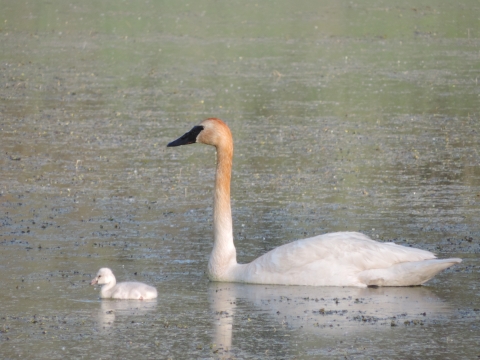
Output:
[{"xmin": 1, "ymin": 0, "xmax": 479, "ymax": 358}]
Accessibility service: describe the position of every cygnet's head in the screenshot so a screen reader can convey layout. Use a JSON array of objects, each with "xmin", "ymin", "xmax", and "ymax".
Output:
[{"xmin": 90, "ymin": 267, "xmax": 115, "ymax": 286}]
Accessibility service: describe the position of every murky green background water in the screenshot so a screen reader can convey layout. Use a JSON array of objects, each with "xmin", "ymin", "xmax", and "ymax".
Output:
[{"xmin": 1, "ymin": 0, "xmax": 479, "ymax": 358}]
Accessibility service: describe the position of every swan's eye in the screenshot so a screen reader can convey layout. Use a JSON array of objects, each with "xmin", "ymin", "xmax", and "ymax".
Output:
[{"xmin": 98, "ymin": 275, "xmax": 101, "ymax": 278}]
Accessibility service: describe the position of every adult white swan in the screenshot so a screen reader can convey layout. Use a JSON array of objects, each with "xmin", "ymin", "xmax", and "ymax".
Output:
[{"xmin": 167, "ymin": 118, "xmax": 461, "ymax": 287}]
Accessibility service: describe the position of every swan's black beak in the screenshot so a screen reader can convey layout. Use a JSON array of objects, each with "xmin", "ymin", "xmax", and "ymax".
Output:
[{"xmin": 167, "ymin": 126, "xmax": 204, "ymax": 147}]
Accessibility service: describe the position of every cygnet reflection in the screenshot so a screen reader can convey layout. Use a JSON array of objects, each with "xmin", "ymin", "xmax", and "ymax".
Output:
[{"xmin": 96, "ymin": 299, "xmax": 157, "ymax": 331}]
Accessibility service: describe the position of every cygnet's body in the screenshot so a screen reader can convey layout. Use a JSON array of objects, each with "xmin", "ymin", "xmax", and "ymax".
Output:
[
  {"xmin": 90, "ymin": 268, "xmax": 157, "ymax": 300},
  {"xmin": 167, "ymin": 118, "xmax": 461, "ymax": 287}
]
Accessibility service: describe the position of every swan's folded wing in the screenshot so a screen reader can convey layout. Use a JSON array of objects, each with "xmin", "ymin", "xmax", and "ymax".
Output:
[
  {"xmin": 358, "ymin": 258, "xmax": 462, "ymax": 286},
  {"xmin": 242, "ymin": 232, "xmax": 438, "ymax": 286}
]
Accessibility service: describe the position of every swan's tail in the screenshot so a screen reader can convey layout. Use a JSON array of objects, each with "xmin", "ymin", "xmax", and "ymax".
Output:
[{"xmin": 358, "ymin": 258, "xmax": 462, "ymax": 287}]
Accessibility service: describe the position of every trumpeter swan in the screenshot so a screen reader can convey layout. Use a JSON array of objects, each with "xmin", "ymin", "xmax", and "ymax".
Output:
[
  {"xmin": 90, "ymin": 268, "xmax": 157, "ymax": 300},
  {"xmin": 167, "ymin": 118, "xmax": 461, "ymax": 287}
]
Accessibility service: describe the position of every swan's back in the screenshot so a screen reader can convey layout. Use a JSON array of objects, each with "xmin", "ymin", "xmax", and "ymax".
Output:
[{"xmin": 234, "ymin": 232, "xmax": 460, "ymax": 287}]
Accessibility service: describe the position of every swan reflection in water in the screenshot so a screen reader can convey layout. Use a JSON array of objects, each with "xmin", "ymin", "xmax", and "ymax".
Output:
[
  {"xmin": 95, "ymin": 299, "xmax": 157, "ymax": 331},
  {"xmin": 208, "ymin": 282, "xmax": 453, "ymax": 353}
]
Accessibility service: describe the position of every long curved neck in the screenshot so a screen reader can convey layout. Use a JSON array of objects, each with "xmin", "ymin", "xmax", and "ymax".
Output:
[{"xmin": 208, "ymin": 141, "xmax": 237, "ymax": 280}]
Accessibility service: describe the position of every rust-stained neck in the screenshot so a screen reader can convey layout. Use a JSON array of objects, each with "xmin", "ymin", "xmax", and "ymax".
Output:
[{"xmin": 198, "ymin": 118, "xmax": 237, "ymax": 280}]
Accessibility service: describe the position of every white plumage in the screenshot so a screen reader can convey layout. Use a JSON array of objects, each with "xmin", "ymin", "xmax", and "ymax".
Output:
[
  {"xmin": 90, "ymin": 268, "xmax": 157, "ymax": 300},
  {"xmin": 167, "ymin": 118, "xmax": 461, "ymax": 287}
]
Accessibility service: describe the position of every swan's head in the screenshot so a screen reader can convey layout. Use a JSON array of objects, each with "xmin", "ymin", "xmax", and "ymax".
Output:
[
  {"xmin": 167, "ymin": 118, "xmax": 232, "ymax": 148},
  {"xmin": 91, "ymin": 268, "xmax": 115, "ymax": 286}
]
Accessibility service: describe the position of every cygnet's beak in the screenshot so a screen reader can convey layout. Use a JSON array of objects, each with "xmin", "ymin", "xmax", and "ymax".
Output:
[
  {"xmin": 167, "ymin": 125, "xmax": 204, "ymax": 147},
  {"xmin": 90, "ymin": 278, "xmax": 98, "ymax": 285}
]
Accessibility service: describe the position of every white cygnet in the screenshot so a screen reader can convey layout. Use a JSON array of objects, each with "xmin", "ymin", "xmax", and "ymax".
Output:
[{"xmin": 90, "ymin": 267, "xmax": 157, "ymax": 300}]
